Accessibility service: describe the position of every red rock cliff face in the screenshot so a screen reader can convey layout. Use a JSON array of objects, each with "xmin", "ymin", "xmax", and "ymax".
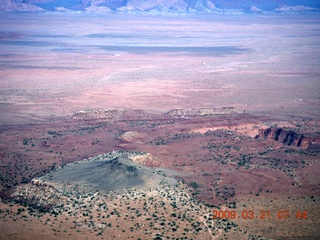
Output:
[{"xmin": 256, "ymin": 127, "xmax": 311, "ymax": 148}]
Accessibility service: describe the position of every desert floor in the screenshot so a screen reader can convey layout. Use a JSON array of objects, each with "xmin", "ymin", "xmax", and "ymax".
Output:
[{"xmin": 0, "ymin": 13, "xmax": 319, "ymax": 239}]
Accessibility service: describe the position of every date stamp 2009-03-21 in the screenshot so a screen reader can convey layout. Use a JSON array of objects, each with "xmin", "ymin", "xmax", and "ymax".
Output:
[{"xmin": 212, "ymin": 209, "xmax": 308, "ymax": 220}]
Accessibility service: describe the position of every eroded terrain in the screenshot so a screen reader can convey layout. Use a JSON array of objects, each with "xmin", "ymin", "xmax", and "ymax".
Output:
[
  {"xmin": 1, "ymin": 108, "xmax": 319, "ymax": 239},
  {"xmin": 0, "ymin": 13, "xmax": 320, "ymax": 240}
]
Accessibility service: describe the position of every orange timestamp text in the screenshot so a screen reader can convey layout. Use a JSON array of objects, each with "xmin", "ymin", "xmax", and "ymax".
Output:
[{"xmin": 212, "ymin": 209, "xmax": 307, "ymax": 220}]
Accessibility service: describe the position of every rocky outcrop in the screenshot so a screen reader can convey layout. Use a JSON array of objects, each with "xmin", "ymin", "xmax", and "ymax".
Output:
[
  {"xmin": 10, "ymin": 181, "xmax": 68, "ymax": 212},
  {"xmin": 256, "ymin": 127, "xmax": 312, "ymax": 148},
  {"xmin": 72, "ymin": 108, "xmax": 156, "ymax": 121},
  {"xmin": 73, "ymin": 107, "xmax": 243, "ymax": 122},
  {"xmin": 79, "ymin": 150, "xmax": 161, "ymax": 167},
  {"xmin": 31, "ymin": 178, "xmax": 53, "ymax": 187},
  {"xmin": 164, "ymin": 107, "xmax": 243, "ymax": 118}
]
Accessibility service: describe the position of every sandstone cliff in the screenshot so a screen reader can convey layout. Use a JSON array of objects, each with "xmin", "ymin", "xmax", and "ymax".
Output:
[{"xmin": 256, "ymin": 127, "xmax": 312, "ymax": 148}]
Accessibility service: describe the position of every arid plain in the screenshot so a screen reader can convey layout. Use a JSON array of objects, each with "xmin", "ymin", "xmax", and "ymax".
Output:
[{"xmin": 0, "ymin": 13, "xmax": 320, "ymax": 239}]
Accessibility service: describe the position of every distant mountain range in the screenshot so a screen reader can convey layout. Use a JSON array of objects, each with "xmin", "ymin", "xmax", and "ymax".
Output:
[{"xmin": 0, "ymin": 0, "xmax": 319, "ymax": 13}]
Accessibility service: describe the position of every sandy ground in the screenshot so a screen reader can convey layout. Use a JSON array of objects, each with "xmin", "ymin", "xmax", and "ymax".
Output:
[
  {"xmin": 0, "ymin": 13, "xmax": 320, "ymax": 125},
  {"xmin": 0, "ymin": 13, "xmax": 319, "ymax": 240}
]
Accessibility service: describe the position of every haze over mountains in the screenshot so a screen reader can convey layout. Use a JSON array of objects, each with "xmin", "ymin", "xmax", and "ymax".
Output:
[{"xmin": 1, "ymin": 0, "xmax": 319, "ymax": 13}]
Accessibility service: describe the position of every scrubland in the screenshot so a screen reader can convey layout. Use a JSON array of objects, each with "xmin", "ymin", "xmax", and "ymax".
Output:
[{"xmin": 0, "ymin": 13, "xmax": 319, "ymax": 239}]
